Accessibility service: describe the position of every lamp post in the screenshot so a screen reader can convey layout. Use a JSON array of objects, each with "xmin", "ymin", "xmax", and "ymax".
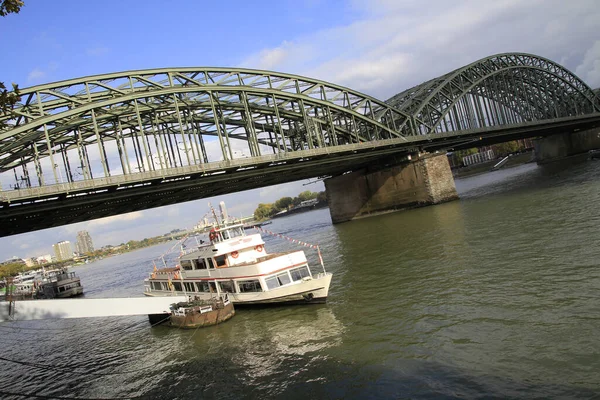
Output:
[{"xmin": 54, "ymin": 164, "xmax": 64, "ymax": 183}]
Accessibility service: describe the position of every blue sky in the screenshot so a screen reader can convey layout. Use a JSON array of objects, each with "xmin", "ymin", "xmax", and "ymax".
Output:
[{"xmin": 1, "ymin": 0, "xmax": 599, "ymax": 260}]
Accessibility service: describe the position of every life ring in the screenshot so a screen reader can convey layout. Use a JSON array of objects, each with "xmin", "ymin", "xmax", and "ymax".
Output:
[
  {"xmin": 255, "ymin": 245, "xmax": 264, "ymax": 252},
  {"xmin": 231, "ymin": 251, "xmax": 239, "ymax": 259}
]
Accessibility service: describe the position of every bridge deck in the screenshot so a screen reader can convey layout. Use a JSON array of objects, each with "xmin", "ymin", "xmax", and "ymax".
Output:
[{"xmin": 0, "ymin": 296, "xmax": 188, "ymax": 322}]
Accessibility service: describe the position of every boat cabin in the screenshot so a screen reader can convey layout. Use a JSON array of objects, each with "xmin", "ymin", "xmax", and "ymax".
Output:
[
  {"xmin": 208, "ymin": 224, "xmax": 245, "ymax": 243},
  {"xmin": 175, "ymin": 224, "xmax": 267, "ymax": 271}
]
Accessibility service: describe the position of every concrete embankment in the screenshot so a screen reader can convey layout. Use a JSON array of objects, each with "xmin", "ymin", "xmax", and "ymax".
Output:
[{"xmin": 0, "ymin": 296, "xmax": 188, "ymax": 321}]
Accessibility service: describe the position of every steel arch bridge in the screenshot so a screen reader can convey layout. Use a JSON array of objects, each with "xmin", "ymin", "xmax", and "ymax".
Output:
[
  {"xmin": 386, "ymin": 53, "xmax": 600, "ymax": 132},
  {"xmin": 1, "ymin": 52, "xmax": 600, "ymax": 236}
]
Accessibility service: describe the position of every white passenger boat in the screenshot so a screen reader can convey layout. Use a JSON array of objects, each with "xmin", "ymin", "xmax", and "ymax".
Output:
[
  {"xmin": 4, "ymin": 268, "xmax": 84, "ymax": 300},
  {"xmin": 35, "ymin": 269, "xmax": 84, "ymax": 299},
  {"xmin": 143, "ymin": 224, "xmax": 332, "ymax": 305}
]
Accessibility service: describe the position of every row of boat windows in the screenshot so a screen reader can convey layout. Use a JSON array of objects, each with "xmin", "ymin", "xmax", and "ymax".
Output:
[
  {"xmin": 265, "ymin": 267, "xmax": 311, "ymax": 289},
  {"xmin": 150, "ymin": 279, "xmax": 262, "ymax": 293},
  {"xmin": 211, "ymin": 227, "xmax": 245, "ymax": 243},
  {"xmin": 57, "ymin": 282, "xmax": 82, "ymax": 293},
  {"xmin": 151, "ymin": 266, "xmax": 311, "ymax": 293},
  {"xmin": 180, "ymin": 256, "xmax": 227, "ymax": 270}
]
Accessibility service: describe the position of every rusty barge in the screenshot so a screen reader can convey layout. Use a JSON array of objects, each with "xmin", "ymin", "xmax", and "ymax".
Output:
[{"xmin": 168, "ymin": 295, "xmax": 235, "ymax": 329}]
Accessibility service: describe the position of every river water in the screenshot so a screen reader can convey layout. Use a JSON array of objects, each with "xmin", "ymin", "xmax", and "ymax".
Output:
[{"xmin": 1, "ymin": 158, "xmax": 599, "ymax": 399}]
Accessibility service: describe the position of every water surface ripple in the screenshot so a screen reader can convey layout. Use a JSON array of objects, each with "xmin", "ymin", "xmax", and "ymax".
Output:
[{"xmin": 1, "ymin": 159, "xmax": 599, "ymax": 399}]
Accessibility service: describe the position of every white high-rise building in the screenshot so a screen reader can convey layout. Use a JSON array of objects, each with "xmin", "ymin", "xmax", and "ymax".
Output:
[
  {"xmin": 53, "ymin": 241, "xmax": 73, "ymax": 261},
  {"xmin": 219, "ymin": 201, "xmax": 228, "ymax": 222},
  {"xmin": 76, "ymin": 230, "xmax": 94, "ymax": 254}
]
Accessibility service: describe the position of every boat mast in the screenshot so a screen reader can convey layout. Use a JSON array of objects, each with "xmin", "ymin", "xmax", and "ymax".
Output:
[{"xmin": 208, "ymin": 202, "xmax": 221, "ymax": 227}]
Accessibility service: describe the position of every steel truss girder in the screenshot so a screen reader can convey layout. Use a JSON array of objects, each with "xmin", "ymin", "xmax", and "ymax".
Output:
[
  {"xmin": 0, "ymin": 53, "xmax": 599, "ymax": 198},
  {"xmin": 386, "ymin": 53, "xmax": 600, "ymax": 134},
  {"xmin": 0, "ymin": 68, "xmax": 414, "ymax": 175}
]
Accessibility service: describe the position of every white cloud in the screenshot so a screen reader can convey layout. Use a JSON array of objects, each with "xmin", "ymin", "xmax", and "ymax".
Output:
[
  {"xmin": 27, "ymin": 67, "xmax": 46, "ymax": 83},
  {"xmin": 62, "ymin": 211, "xmax": 146, "ymax": 235},
  {"xmin": 86, "ymin": 46, "xmax": 110, "ymax": 57},
  {"xmin": 166, "ymin": 207, "xmax": 181, "ymax": 217},
  {"xmin": 241, "ymin": 41, "xmax": 314, "ymax": 72},
  {"xmin": 246, "ymin": 44, "xmax": 289, "ymax": 71},
  {"xmin": 576, "ymin": 40, "xmax": 600, "ymax": 88},
  {"xmin": 4, "ymin": 234, "xmax": 56, "ymax": 260},
  {"xmin": 89, "ymin": 211, "xmax": 144, "ymax": 226},
  {"xmin": 237, "ymin": 0, "xmax": 600, "ymax": 99}
]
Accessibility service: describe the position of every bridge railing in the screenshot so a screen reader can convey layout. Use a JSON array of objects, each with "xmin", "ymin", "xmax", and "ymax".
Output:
[
  {"xmin": 3, "ymin": 114, "xmax": 600, "ymax": 205},
  {"xmin": 0, "ymin": 138, "xmax": 413, "ymax": 203}
]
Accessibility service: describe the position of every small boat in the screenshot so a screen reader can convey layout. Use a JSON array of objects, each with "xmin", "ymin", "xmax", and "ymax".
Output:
[
  {"xmin": 168, "ymin": 295, "xmax": 235, "ymax": 329},
  {"xmin": 9, "ymin": 272, "xmax": 37, "ymax": 299},
  {"xmin": 4, "ymin": 268, "xmax": 85, "ymax": 300},
  {"xmin": 242, "ymin": 220, "xmax": 272, "ymax": 230},
  {"xmin": 34, "ymin": 269, "xmax": 84, "ymax": 299}
]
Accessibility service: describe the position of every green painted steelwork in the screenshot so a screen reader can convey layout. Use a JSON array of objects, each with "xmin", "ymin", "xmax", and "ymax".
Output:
[
  {"xmin": 1, "ymin": 53, "xmax": 600, "ymax": 236},
  {"xmin": 387, "ymin": 53, "xmax": 600, "ymax": 134}
]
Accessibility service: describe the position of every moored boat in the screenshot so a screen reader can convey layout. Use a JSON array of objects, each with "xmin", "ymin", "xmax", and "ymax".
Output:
[
  {"xmin": 3, "ymin": 268, "xmax": 84, "ymax": 300},
  {"xmin": 35, "ymin": 269, "xmax": 84, "ymax": 299},
  {"xmin": 144, "ymin": 222, "xmax": 332, "ymax": 305},
  {"xmin": 168, "ymin": 295, "xmax": 235, "ymax": 329}
]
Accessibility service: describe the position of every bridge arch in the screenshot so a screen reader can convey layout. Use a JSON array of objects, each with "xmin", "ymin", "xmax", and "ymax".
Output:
[
  {"xmin": 386, "ymin": 53, "xmax": 600, "ymax": 135},
  {"xmin": 2, "ymin": 54, "xmax": 600, "ymax": 235},
  {"xmin": 0, "ymin": 68, "xmax": 412, "ymax": 186}
]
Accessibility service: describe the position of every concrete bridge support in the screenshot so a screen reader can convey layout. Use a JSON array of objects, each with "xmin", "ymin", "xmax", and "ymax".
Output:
[
  {"xmin": 324, "ymin": 153, "xmax": 459, "ymax": 223},
  {"xmin": 534, "ymin": 127, "xmax": 600, "ymax": 163}
]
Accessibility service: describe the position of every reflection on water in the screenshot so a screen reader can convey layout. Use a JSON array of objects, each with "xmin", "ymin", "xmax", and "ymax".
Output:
[{"xmin": 1, "ymin": 159, "xmax": 600, "ymax": 399}]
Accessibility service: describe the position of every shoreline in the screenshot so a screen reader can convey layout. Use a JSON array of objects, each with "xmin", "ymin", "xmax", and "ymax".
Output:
[{"xmin": 452, "ymin": 151, "xmax": 535, "ymax": 179}]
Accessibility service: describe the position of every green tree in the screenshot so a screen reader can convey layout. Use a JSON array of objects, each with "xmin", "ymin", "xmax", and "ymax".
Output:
[
  {"xmin": 275, "ymin": 196, "xmax": 293, "ymax": 210},
  {"xmin": 492, "ymin": 141, "xmax": 520, "ymax": 157},
  {"xmin": 0, "ymin": 0, "xmax": 23, "ymax": 126},
  {"xmin": 253, "ymin": 203, "xmax": 274, "ymax": 220},
  {"xmin": 0, "ymin": 261, "xmax": 27, "ymax": 279},
  {"xmin": 292, "ymin": 190, "xmax": 318, "ymax": 206},
  {"xmin": 0, "ymin": 0, "xmax": 23, "ymax": 15},
  {"xmin": 298, "ymin": 190, "xmax": 317, "ymax": 201},
  {"xmin": 454, "ymin": 148, "xmax": 478, "ymax": 165}
]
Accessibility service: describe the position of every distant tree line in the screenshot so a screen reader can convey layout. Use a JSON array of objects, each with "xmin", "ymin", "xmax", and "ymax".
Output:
[
  {"xmin": 253, "ymin": 190, "xmax": 327, "ymax": 220},
  {"xmin": 85, "ymin": 236, "xmax": 171, "ymax": 259},
  {"xmin": 0, "ymin": 259, "xmax": 72, "ymax": 280},
  {"xmin": 0, "ymin": 261, "xmax": 28, "ymax": 279}
]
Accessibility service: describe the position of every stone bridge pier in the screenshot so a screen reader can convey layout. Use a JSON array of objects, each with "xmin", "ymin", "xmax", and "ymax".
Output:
[
  {"xmin": 324, "ymin": 153, "xmax": 459, "ymax": 223},
  {"xmin": 534, "ymin": 127, "xmax": 600, "ymax": 163}
]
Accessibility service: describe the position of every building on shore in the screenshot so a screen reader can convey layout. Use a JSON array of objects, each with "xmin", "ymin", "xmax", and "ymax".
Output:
[
  {"xmin": 53, "ymin": 241, "xmax": 73, "ymax": 261},
  {"xmin": 219, "ymin": 201, "xmax": 229, "ymax": 222},
  {"xmin": 24, "ymin": 258, "xmax": 37, "ymax": 267},
  {"xmin": 37, "ymin": 254, "xmax": 52, "ymax": 264},
  {"xmin": 76, "ymin": 230, "xmax": 94, "ymax": 254},
  {"xmin": 1, "ymin": 256, "xmax": 25, "ymax": 266}
]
